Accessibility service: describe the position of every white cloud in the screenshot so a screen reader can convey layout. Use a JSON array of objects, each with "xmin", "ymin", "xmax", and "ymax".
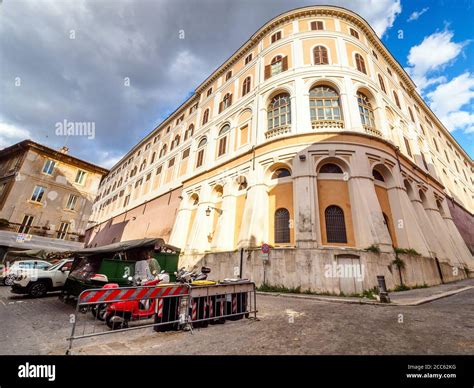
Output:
[
  {"xmin": 353, "ymin": 0, "xmax": 402, "ymax": 37},
  {"xmin": 406, "ymin": 29, "xmax": 468, "ymax": 91},
  {"xmin": 407, "ymin": 7, "xmax": 429, "ymax": 22},
  {"xmin": 427, "ymin": 72, "xmax": 474, "ymax": 133},
  {"xmin": 0, "ymin": 122, "xmax": 31, "ymax": 148}
]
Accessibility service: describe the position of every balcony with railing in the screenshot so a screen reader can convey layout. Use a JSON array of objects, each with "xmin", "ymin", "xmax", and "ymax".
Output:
[
  {"xmin": 265, "ymin": 125, "xmax": 291, "ymax": 139},
  {"xmin": 311, "ymin": 119, "xmax": 345, "ymax": 130},
  {"xmin": 364, "ymin": 125, "xmax": 382, "ymax": 137}
]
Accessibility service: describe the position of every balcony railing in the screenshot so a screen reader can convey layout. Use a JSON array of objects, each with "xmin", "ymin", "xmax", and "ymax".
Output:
[
  {"xmin": 364, "ymin": 126, "xmax": 382, "ymax": 137},
  {"xmin": 265, "ymin": 125, "xmax": 290, "ymax": 139},
  {"xmin": 311, "ymin": 119, "xmax": 344, "ymax": 130}
]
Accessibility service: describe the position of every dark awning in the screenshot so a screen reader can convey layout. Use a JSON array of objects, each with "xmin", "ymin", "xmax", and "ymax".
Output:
[
  {"xmin": 72, "ymin": 238, "xmax": 180, "ymax": 257},
  {"xmin": 5, "ymin": 249, "xmax": 69, "ymax": 261}
]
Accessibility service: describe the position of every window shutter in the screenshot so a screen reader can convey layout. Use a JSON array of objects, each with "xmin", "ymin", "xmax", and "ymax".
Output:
[
  {"xmin": 282, "ymin": 56, "xmax": 288, "ymax": 71},
  {"xmin": 317, "ymin": 21, "xmax": 323, "ymax": 30},
  {"xmin": 264, "ymin": 64, "xmax": 271, "ymax": 80},
  {"xmin": 228, "ymin": 94, "xmax": 233, "ymax": 106},
  {"xmin": 219, "ymin": 101, "xmax": 223, "ymax": 113},
  {"xmin": 310, "ymin": 21, "xmax": 316, "ymax": 30}
]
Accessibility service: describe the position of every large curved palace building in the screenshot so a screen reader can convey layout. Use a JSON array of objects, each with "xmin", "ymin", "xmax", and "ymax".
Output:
[{"xmin": 86, "ymin": 6, "xmax": 473, "ymax": 293}]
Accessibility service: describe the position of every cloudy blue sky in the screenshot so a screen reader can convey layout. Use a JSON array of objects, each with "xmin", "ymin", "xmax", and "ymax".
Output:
[{"xmin": 0, "ymin": 0, "xmax": 473, "ymax": 168}]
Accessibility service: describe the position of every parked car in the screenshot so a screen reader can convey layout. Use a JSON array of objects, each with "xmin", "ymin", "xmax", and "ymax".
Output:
[
  {"xmin": 11, "ymin": 259, "xmax": 73, "ymax": 297},
  {"xmin": 1, "ymin": 260, "xmax": 52, "ymax": 286}
]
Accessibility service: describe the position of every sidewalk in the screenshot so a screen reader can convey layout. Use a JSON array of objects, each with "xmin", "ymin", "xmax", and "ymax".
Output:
[{"xmin": 257, "ymin": 277, "xmax": 474, "ymax": 306}]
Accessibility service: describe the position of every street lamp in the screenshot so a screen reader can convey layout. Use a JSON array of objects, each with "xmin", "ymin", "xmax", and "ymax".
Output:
[{"xmin": 205, "ymin": 206, "xmax": 223, "ymax": 216}]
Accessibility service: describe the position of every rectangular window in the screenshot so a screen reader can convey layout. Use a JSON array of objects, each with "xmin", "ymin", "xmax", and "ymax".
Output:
[
  {"xmin": 271, "ymin": 31, "xmax": 281, "ymax": 43},
  {"xmin": 145, "ymin": 143, "xmax": 151, "ymax": 150},
  {"xmin": 240, "ymin": 125, "xmax": 249, "ymax": 146},
  {"xmin": 30, "ymin": 186, "xmax": 45, "ymax": 202},
  {"xmin": 196, "ymin": 149, "xmax": 204, "ymax": 168},
  {"xmin": 57, "ymin": 222, "xmax": 69, "ymax": 240},
  {"xmin": 218, "ymin": 136, "xmax": 227, "ymax": 157},
  {"xmin": 444, "ymin": 150, "xmax": 450, "ymax": 162},
  {"xmin": 134, "ymin": 178, "xmax": 143, "ymax": 188},
  {"xmin": 66, "ymin": 194, "xmax": 78, "ymax": 210},
  {"xmin": 18, "ymin": 215, "xmax": 34, "ymax": 234},
  {"xmin": 310, "ymin": 21, "xmax": 324, "ymax": 30},
  {"xmin": 225, "ymin": 71, "xmax": 232, "ymax": 81},
  {"xmin": 350, "ymin": 28, "xmax": 359, "ymax": 39},
  {"xmin": 156, "ymin": 165, "xmax": 162, "ymax": 175},
  {"xmin": 404, "ymin": 138, "xmax": 412, "ymax": 158},
  {"xmin": 207, "ymin": 87, "xmax": 213, "ymax": 97},
  {"xmin": 244, "ymin": 53, "xmax": 253, "ymax": 65},
  {"xmin": 182, "ymin": 148, "xmax": 190, "ymax": 159},
  {"xmin": 168, "ymin": 158, "xmax": 175, "ymax": 168},
  {"xmin": 372, "ymin": 50, "xmax": 378, "ymax": 60},
  {"xmin": 146, "ymin": 173, "xmax": 151, "ymax": 181},
  {"xmin": 42, "ymin": 160, "xmax": 56, "ymax": 175},
  {"xmin": 123, "ymin": 194, "xmax": 130, "ymax": 207},
  {"xmin": 75, "ymin": 170, "xmax": 87, "ymax": 185},
  {"xmin": 387, "ymin": 67, "xmax": 392, "ymax": 76}
]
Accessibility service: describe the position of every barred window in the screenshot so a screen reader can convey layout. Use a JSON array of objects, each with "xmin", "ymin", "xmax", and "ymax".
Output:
[
  {"xmin": 319, "ymin": 163, "xmax": 343, "ymax": 174},
  {"xmin": 267, "ymin": 93, "xmax": 291, "ymax": 130},
  {"xmin": 309, "ymin": 86, "xmax": 342, "ymax": 122},
  {"xmin": 275, "ymin": 208, "xmax": 290, "ymax": 243},
  {"xmin": 325, "ymin": 205, "xmax": 347, "ymax": 243}
]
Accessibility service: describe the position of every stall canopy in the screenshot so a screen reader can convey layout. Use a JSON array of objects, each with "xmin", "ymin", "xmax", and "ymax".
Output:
[{"xmin": 72, "ymin": 238, "xmax": 180, "ymax": 257}]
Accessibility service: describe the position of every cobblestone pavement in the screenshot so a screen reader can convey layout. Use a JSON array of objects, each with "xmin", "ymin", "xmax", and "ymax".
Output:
[{"xmin": 0, "ymin": 285, "xmax": 473, "ymax": 355}]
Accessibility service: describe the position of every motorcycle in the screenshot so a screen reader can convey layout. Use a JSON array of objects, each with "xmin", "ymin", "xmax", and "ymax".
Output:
[{"xmin": 175, "ymin": 266, "xmax": 211, "ymax": 284}]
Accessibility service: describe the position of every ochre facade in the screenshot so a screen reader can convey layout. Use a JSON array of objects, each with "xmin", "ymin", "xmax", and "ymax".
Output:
[{"xmin": 86, "ymin": 6, "xmax": 473, "ymax": 291}]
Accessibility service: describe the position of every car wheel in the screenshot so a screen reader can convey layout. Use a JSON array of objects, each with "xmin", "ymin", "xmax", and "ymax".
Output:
[
  {"xmin": 4, "ymin": 276, "xmax": 15, "ymax": 286},
  {"xmin": 28, "ymin": 282, "xmax": 48, "ymax": 298}
]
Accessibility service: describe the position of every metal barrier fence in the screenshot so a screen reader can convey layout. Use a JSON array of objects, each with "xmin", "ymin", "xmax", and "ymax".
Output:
[
  {"xmin": 67, "ymin": 283, "xmax": 191, "ymax": 353},
  {"xmin": 67, "ymin": 281, "xmax": 257, "ymax": 353}
]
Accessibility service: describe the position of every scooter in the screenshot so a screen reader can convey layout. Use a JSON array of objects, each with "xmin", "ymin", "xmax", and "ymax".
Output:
[
  {"xmin": 92, "ymin": 271, "xmax": 169, "ymax": 322},
  {"xmin": 175, "ymin": 266, "xmax": 211, "ymax": 284},
  {"xmin": 104, "ymin": 277, "xmax": 161, "ymax": 330}
]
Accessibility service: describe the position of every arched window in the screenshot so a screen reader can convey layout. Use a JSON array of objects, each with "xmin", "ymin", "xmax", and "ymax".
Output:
[
  {"xmin": 357, "ymin": 92, "xmax": 376, "ymax": 131},
  {"xmin": 217, "ymin": 125, "xmax": 230, "ymax": 156},
  {"xmin": 325, "ymin": 205, "xmax": 347, "ymax": 243},
  {"xmin": 202, "ymin": 109, "xmax": 210, "ymax": 125},
  {"xmin": 184, "ymin": 124, "xmax": 194, "ymax": 141},
  {"xmin": 171, "ymin": 135, "xmax": 180, "ymax": 150},
  {"xmin": 393, "ymin": 91, "xmax": 401, "ymax": 109},
  {"xmin": 242, "ymin": 77, "xmax": 251, "ymax": 96},
  {"xmin": 378, "ymin": 74, "xmax": 386, "ymax": 93},
  {"xmin": 196, "ymin": 137, "xmax": 207, "ymax": 168},
  {"xmin": 267, "ymin": 93, "xmax": 291, "ymax": 130},
  {"xmin": 309, "ymin": 86, "xmax": 342, "ymax": 125},
  {"xmin": 313, "ymin": 46, "xmax": 329, "ymax": 65},
  {"xmin": 274, "ymin": 208, "xmax": 290, "ymax": 243},
  {"xmin": 319, "ymin": 163, "xmax": 343, "ymax": 174},
  {"xmin": 271, "ymin": 168, "xmax": 291, "ymax": 179},
  {"xmin": 373, "ymin": 169, "xmax": 385, "ymax": 182},
  {"xmin": 139, "ymin": 160, "xmax": 147, "ymax": 172},
  {"xmin": 355, "ymin": 53, "xmax": 366, "ymax": 74},
  {"xmin": 159, "ymin": 144, "xmax": 167, "ymax": 158}
]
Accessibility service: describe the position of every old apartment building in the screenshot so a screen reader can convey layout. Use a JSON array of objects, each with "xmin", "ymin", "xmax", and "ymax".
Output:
[
  {"xmin": 0, "ymin": 140, "xmax": 108, "ymax": 256},
  {"xmin": 85, "ymin": 6, "xmax": 473, "ymax": 293}
]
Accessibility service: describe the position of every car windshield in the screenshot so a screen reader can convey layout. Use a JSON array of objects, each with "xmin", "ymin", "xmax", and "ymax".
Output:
[
  {"xmin": 68, "ymin": 257, "xmax": 102, "ymax": 281},
  {"xmin": 47, "ymin": 261, "xmax": 65, "ymax": 271}
]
